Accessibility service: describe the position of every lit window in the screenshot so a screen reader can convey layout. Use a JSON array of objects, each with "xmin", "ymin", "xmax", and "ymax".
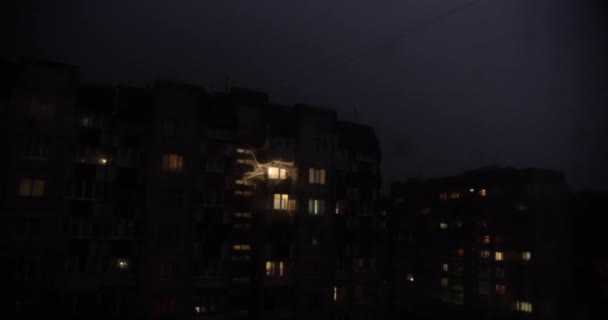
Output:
[
  {"xmin": 469, "ymin": 188, "xmax": 475, "ymax": 192},
  {"xmin": 442, "ymin": 263, "xmax": 449, "ymax": 272},
  {"xmin": 335, "ymin": 201, "xmax": 345, "ymax": 215},
  {"xmin": 268, "ymin": 167, "xmax": 287, "ymax": 180},
  {"xmin": 441, "ymin": 278, "xmax": 449, "ymax": 287},
  {"xmin": 457, "ymin": 249, "xmax": 465, "ymax": 256},
  {"xmin": 162, "ymin": 154, "xmax": 183, "ymax": 172},
  {"xmin": 496, "ymin": 284, "xmax": 506, "ymax": 295},
  {"xmin": 308, "ymin": 199, "xmax": 325, "ymax": 215},
  {"xmin": 233, "ymin": 244, "xmax": 251, "ymax": 251},
  {"xmin": 18, "ymin": 178, "xmax": 45, "ymax": 197},
  {"xmin": 287, "ymin": 199, "xmax": 297, "ymax": 212},
  {"xmin": 265, "ymin": 261, "xmax": 285, "ymax": 277},
  {"xmin": 234, "ymin": 212, "xmax": 253, "ymax": 218},
  {"xmin": 440, "ymin": 222, "xmax": 448, "ymax": 229},
  {"xmin": 480, "ymin": 250, "xmax": 491, "ymax": 259},
  {"xmin": 450, "ymin": 192, "xmax": 460, "ymax": 199},
  {"xmin": 439, "ymin": 192, "xmax": 448, "ymax": 200},
  {"xmin": 483, "ymin": 235, "xmax": 491, "ymax": 244},
  {"xmin": 515, "ymin": 301, "xmax": 533, "ymax": 313},
  {"xmin": 406, "ymin": 273, "xmax": 415, "ymax": 282},
  {"xmin": 522, "ymin": 251, "xmax": 532, "ymax": 261},
  {"xmin": 99, "ymin": 157, "xmax": 108, "ymax": 165},
  {"xmin": 333, "ymin": 286, "xmax": 347, "ymax": 302},
  {"xmin": 421, "ymin": 207, "xmax": 431, "ymax": 215},
  {"xmin": 308, "ymin": 168, "xmax": 326, "ymax": 184},
  {"xmin": 479, "ymin": 189, "xmax": 487, "ymax": 197},
  {"xmin": 273, "ymin": 194, "xmax": 289, "ymax": 210},
  {"xmin": 117, "ymin": 258, "xmax": 129, "ymax": 270},
  {"xmin": 495, "ymin": 252, "xmax": 503, "ymax": 261}
]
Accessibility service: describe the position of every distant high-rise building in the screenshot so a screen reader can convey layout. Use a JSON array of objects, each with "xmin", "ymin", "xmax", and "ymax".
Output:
[
  {"xmin": 1, "ymin": 59, "xmax": 385, "ymax": 320},
  {"xmin": 387, "ymin": 167, "xmax": 571, "ymax": 320}
]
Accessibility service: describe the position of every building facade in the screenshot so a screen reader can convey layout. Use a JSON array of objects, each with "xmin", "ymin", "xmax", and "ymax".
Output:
[
  {"xmin": 387, "ymin": 167, "xmax": 571, "ymax": 320},
  {"xmin": 1, "ymin": 59, "xmax": 385, "ymax": 320}
]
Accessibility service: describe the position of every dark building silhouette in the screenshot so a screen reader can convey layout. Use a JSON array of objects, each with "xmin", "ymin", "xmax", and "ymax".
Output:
[
  {"xmin": 1, "ymin": 59, "xmax": 385, "ymax": 320},
  {"xmin": 387, "ymin": 167, "xmax": 571, "ymax": 320},
  {"xmin": 571, "ymin": 191, "xmax": 608, "ymax": 320}
]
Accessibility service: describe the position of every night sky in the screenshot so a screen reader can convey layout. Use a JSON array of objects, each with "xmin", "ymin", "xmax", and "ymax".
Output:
[{"xmin": 4, "ymin": 0, "xmax": 607, "ymax": 191}]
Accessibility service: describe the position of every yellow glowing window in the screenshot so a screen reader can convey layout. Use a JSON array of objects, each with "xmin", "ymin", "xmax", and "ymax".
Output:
[
  {"xmin": 495, "ymin": 284, "xmax": 506, "ymax": 295},
  {"xmin": 268, "ymin": 167, "xmax": 287, "ymax": 180},
  {"xmin": 308, "ymin": 168, "xmax": 326, "ymax": 184},
  {"xmin": 439, "ymin": 192, "xmax": 448, "ymax": 200},
  {"xmin": 265, "ymin": 261, "xmax": 285, "ymax": 277},
  {"xmin": 333, "ymin": 286, "xmax": 347, "ymax": 302},
  {"xmin": 273, "ymin": 194, "xmax": 289, "ymax": 210},
  {"xmin": 516, "ymin": 301, "xmax": 533, "ymax": 313},
  {"xmin": 483, "ymin": 235, "xmax": 491, "ymax": 244},
  {"xmin": 522, "ymin": 251, "xmax": 532, "ymax": 261},
  {"xmin": 308, "ymin": 199, "xmax": 325, "ymax": 215},
  {"xmin": 457, "ymin": 249, "xmax": 465, "ymax": 256},
  {"xmin": 441, "ymin": 278, "xmax": 449, "ymax": 287},
  {"xmin": 479, "ymin": 189, "xmax": 487, "ymax": 197},
  {"xmin": 440, "ymin": 222, "xmax": 448, "ymax": 229},
  {"xmin": 18, "ymin": 178, "xmax": 45, "ymax": 197},
  {"xmin": 442, "ymin": 263, "xmax": 449, "ymax": 272},
  {"xmin": 233, "ymin": 244, "xmax": 251, "ymax": 251},
  {"xmin": 162, "ymin": 154, "xmax": 184, "ymax": 172},
  {"xmin": 495, "ymin": 252, "xmax": 503, "ymax": 261},
  {"xmin": 450, "ymin": 192, "xmax": 460, "ymax": 199}
]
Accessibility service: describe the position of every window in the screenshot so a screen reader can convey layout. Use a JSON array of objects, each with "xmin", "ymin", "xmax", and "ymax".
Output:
[
  {"xmin": 268, "ymin": 167, "xmax": 287, "ymax": 180},
  {"xmin": 495, "ymin": 252, "xmax": 503, "ymax": 261},
  {"xmin": 18, "ymin": 178, "xmax": 45, "ymax": 197},
  {"xmin": 265, "ymin": 261, "xmax": 285, "ymax": 277},
  {"xmin": 234, "ymin": 212, "xmax": 253, "ymax": 218},
  {"xmin": 333, "ymin": 286, "xmax": 347, "ymax": 302},
  {"xmin": 203, "ymin": 191, "xmax": 224, "ymax": 207},
  {"xmin": 522, "ymin": 251, "xmax": 532, "ymax": 261},
  {"xmin": 273, "ymin": 194, "xmax": 289, "ymax": 210},
  {"xmin": 450, "ymin": 192, "xmax": 460, "ymax": 199},
  {"xmin": 153, "ymin": 298, "xmax": 176, "ymax": 315},
  {"xmin": 479, "ymin": 189, "xmax": 487, "ymax": 197},
  {"xmin": 457, "ymin": 249, "xmax": 465, "ymax": 256},
  {"xmin": 483, "ymin": 235, "xmax": 491, "ymax": 244},
  {"xmin": 355, "ymin": 286, "xmax": 364, "ymax": 300},
  {"xmin": 205, "ymin": 157, "xmax": 224, "ymax": 173},
  {"xmin": 440, "ymin": 222, "xmax": 448, "ymax": 229},
  {"xmin": 439, "ymin": 192, "xmax": 448, "ymax": 200},
  {"xmin": 496, "ymin": 284, "xmax": 506, "ymax": 295},
  {"xmin": 496, "ymin": 267, "xmax": 505, "ymax": 278},
  {"xmin": 162, "ymin": 154, "xmax": 183, "ymax": 172},
  {"xmin": 406, "ymin": 273, "xmax": 415, "ymax": 282},
  {"xmin": 159, "ymin": 263, "xmax": 173, "ymax": 280},
  {"xmin": 354, "ymin": 258, "xmax": 367, "ymax": 270},
  {"xmin": 441, "ymin": 278, "xmax": 449, "ymax": 287},
  {"xmin": 308, "ymin": 168, "xmax": 326, "ymax": 184},
  {"xmin": 25, "ymin": 137, "xmax": 47, "ymax": 159},
  {"xmin": 480, "ymin": 250, "xmax": 491, "ymax": 259},
  {"xmin": 116, "ymin": 258, "xmax": 129, "ymax": 270},
  {"xmin": 515, "ymin": 301, "xmax": 533, "ymax": 313},
  {"xmin": 335, "ymin": 200, "xmax": 345, "ymax": 215},
  {"xmin": 442, "ymin": 263, "xmax": 449, "ymax": 272},
  {"xmin": 29, "ymin": 99, "xmax": 56, "ymax": 121},
  {"xmin": 308, "ymin": 199, "xmax": 325, "ymax": 215},
  {"xmin": 233, "ymin": 244, "xmax": 251, "ymax": 251},
  {"xmin": 421, "ymin": 207, "xmax": 431, "ymax": 215}
]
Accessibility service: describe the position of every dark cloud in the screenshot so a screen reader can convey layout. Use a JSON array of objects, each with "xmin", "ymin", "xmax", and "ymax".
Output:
[{"xmin": 4, "ymin": 0, "xmax": 607, "ymax": 190}]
